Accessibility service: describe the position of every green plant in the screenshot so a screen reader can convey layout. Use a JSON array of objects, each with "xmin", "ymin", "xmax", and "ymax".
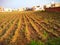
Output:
[
  {"xmin": 28, "ymin": 40, "xmax": 44, "ymax": 45},
  {"xmin": 46, "ymin": 38, "xmax": 60, "ymax": 45}
]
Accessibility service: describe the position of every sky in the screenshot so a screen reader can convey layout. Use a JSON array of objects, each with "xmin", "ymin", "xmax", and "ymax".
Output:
[{"xmin": 0, "ymin": 0, "xmax": 60, "ymax": 9}]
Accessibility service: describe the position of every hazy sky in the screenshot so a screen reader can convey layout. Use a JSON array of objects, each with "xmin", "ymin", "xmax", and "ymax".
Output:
[{"xmin": 0, "ymin": 0, "xmax": 60, "ymax": 9}]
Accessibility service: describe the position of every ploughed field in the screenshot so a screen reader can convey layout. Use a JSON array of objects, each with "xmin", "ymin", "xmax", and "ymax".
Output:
[{"xmin": 0, "ymin": 11, "xmax": 60, "ymax": 45}]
